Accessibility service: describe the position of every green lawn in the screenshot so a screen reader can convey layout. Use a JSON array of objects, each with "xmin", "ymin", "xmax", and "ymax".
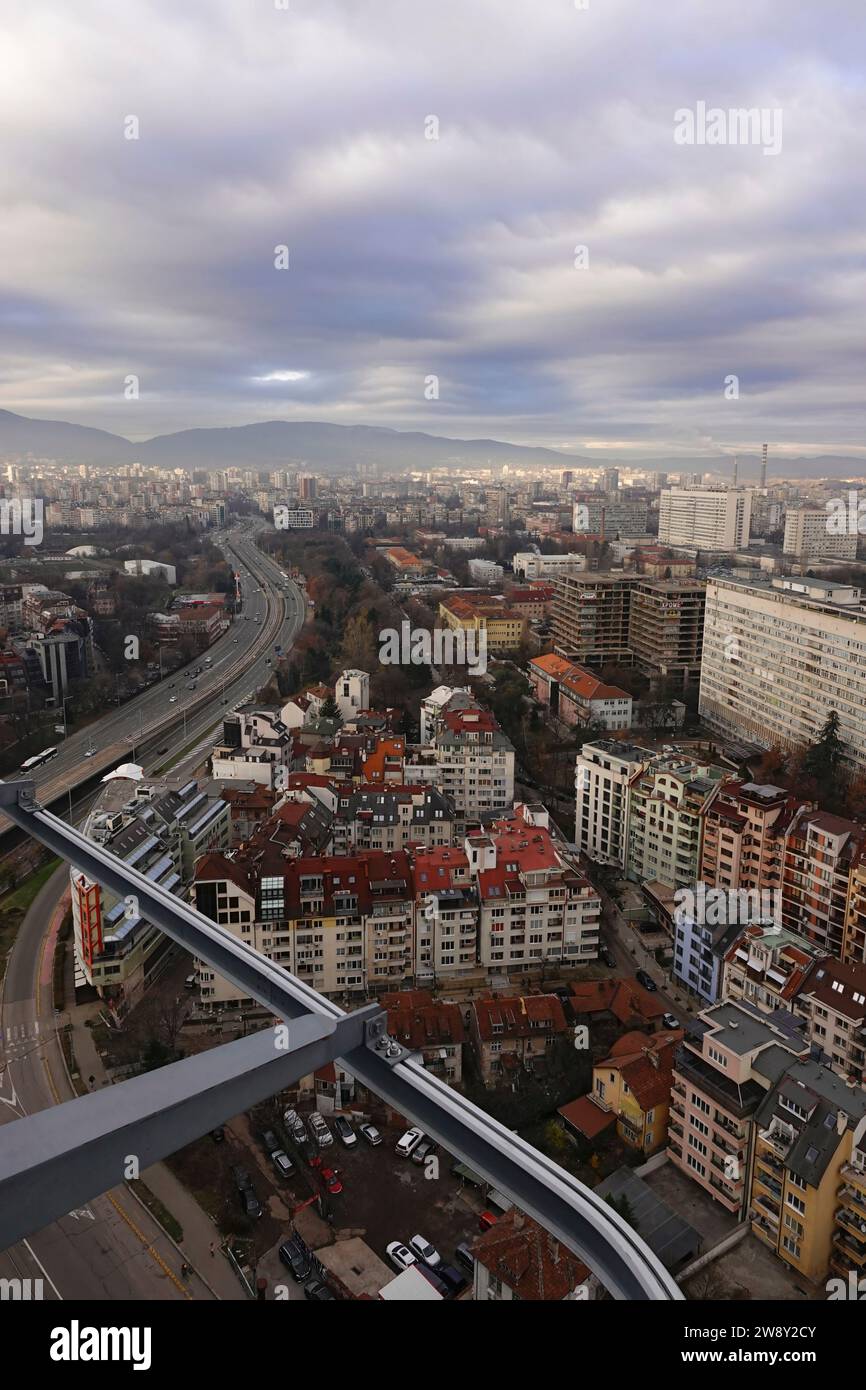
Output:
[{"xmin": 1, "ymin": 857, "xmax": 62, "ymax": 912}]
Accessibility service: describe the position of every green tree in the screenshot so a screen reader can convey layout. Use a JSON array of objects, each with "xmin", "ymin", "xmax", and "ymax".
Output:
[{"xmin": 803, "ymin": 709, "xmax": 844, "ymax": 791}]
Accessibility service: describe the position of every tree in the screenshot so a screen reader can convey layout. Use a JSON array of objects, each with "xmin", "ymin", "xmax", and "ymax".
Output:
[
  {"xmin": 605, "ymin": 1192, "xmax": 639, "ymax": 1232},
  {"xmin": 340, "ymin": 612, "xmax": 378, "ymax": 672},
  {"xmin": 803, "ymin": 710, "xmax": 844, "ymax": 792}
]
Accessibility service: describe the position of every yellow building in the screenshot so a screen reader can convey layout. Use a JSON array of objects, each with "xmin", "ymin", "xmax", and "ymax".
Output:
[
  {"xmin": 567, "ymin": 1030, "xmax": 681, "ymax": 1157},
  {"xmin": 750, "ymin": 1061, "xmax": 866, "ymax": 1283},
  {"xmin": 438, "ymin": 595, "xmax": 526, "ymax": 652}
]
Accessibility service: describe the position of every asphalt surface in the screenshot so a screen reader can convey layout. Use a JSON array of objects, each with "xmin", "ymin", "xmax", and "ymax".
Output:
[{"xmin": 0, "ymin": 524, "xmax": 305, "ymax": 1300}]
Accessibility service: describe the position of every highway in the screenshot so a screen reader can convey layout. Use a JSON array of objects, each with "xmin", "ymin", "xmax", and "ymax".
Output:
[{"xmin": 0, "ymin": 524, "xmax": 305, "ymax": 1300}]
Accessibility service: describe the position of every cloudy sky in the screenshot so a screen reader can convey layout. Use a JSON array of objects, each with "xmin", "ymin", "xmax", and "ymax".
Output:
[{"xmin": 1, "ymin": 0, "xmax": 864, "ymax": 459}]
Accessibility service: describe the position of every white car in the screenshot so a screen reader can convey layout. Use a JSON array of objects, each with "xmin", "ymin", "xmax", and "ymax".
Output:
[
  {"xmin": 409, "ymin": 1235, "xmax": 441, "ymax": 1268},
  {"xmin": 395, "ymin": 1126, "xmax": 424, "ymax": 1158},
  {"xmin": 169, "ymin": 696, "xmax": 177, "ymax": 703},
  {"xmin": 662, "ymin": 1012, "xmax": 680, "ymax": 1030},
  {"xmin": 386, "ymin": 1242, "xmax": 417, "ymax": 1272}
]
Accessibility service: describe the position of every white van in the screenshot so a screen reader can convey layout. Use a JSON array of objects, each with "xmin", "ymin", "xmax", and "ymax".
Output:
[{"xmin": 184, "ymin": 973, "xmax": 197, "ymax": 990}]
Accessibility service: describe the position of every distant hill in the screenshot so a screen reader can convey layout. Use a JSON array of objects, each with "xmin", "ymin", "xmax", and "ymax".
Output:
[{"xmin": 0, "ymin": 408, "xmax": 864, "ymax": 479}]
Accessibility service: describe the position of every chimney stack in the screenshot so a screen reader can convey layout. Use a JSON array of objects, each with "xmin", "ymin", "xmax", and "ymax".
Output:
[{"xmin": 760, "ymin": 443, "xmax": 768, "ymax": 490}]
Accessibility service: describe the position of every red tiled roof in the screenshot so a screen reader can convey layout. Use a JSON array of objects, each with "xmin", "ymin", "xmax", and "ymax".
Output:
[
  {"xmin": 473, "ymin": 994, "xmax": 567, "ymax": 1042},
  {"xmin": 473, "ymin": 1209, "xmax": 590, "ymax": 1300},
  {"xmin": 557, "ymin": 1095, "xmax": 616, "ymax": 1139}
]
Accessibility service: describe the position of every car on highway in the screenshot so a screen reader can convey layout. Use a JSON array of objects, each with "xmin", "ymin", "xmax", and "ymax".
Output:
[
  {"xmin": 386, "ymin": 1242, "xmax": 417, "ymax": 1272},
  {"xmin": 169, "ymin": 696, "xmax": 177, "ymax": 703},
  {"xmin": 636, "ymin": 969, "xmax": 658, "ymax": 992},
  {"xmin": 359, "ymin": 1123, "xmax": 382, "ymax": 1147},
  {"xmin": 84, "ymin": 747, "xmax": 97, "ymax": 757}
]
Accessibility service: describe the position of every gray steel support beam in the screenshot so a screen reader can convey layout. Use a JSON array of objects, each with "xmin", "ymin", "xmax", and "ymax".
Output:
[
  {"xmin": 0, "ymin": 784, "xmax": 682, "ymax": 1300},
  {"xmin": 0, "ymin": 1009, "xmax": 377, "ymax": 1248}
]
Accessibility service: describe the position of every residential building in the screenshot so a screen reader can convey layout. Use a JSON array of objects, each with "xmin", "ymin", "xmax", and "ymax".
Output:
[
  {"xmin": 830, "ymin": 1123, "xmax": 866, "ymax": 1288},
  {"xmin": 469, "ymin": 993, "xmax": 569, "ymax": 1087},
  {"xmin": 667, "ymin": 1001, "xmax": 808, "ymax": 1217},
  {"xmin": 211, "ymin": 706, "xmax": 293, "ymax": 788},
  {"xmin": 783, "ymin": 507, "xmax": 857, "ymax": 561},
  {"xmin": 699, "ymin": 573, "xmax": 866, "ymax": 772},
  {"xmin": 626, "ymin": 579, "xmax": 705, "ymax": 689},
  {"xmin": 721, "ymin": 922, "xmax": 823, "ymax": 1017},
  {"xmin": 750, "ymin": 1061, "xmax": 866, "ymax": 1281},
  {"xmin": 335, "ymin": 668, "xmax": 370, "ymax": 720},
  {"xmin": 780, "ymin": 810, "xmax": 865, "ymax": 958},
  {"xmin": 438, "ymin": 595, "xmax": 526, "ymax": 652},
  {"xmin": 411, "ymin": 845, "xmax": 479, "ymax": 984},
  {"xmin": 470, "ymin": 804, "xmax": 601, "ymax": 975},
  {"xmin": 512, "ymin": 551, "xmax": 587, "ymax": 580},
  {"xmin": 569, "ymin": 1029, "xmax": 681, "ymax": 1156},
  {"xmin": 468, "ymin": 558, "xmax": 504, "ymax": 585},
  {"xmin": 658, "ymin": 487, "xmax": 752, "ymax": 550},
  {"xmin": 700, "ymin": 779, "xmax": 809, "ymax": 898},
  {"xmin": 626, "ymin": 751, "xmax": 725, "ymax": 889},
  {"xmin": 412, "ymin": 702, "xmax": 515, "ymax": 821},
  {"xmin": 472, "ymin": 1209, "xmax": 595, "ymax": 1301},
  {"xmin": 574, "ymin": 740, "xmax": 649, "ymax": 867},
  {"xmin": 529, "ymin": 653, "xmax": 632, "ymax": 729},
  {"xmin": 573, "ymin": 498, "xmax": 649, "ymax": 537},
  {"xmin": 383, "ymin": 989, "xmax": 466, "ymax": 1085},
  {"xmin": 793, "ymin": 957, "xmax": 866, "ymax": 1084}
]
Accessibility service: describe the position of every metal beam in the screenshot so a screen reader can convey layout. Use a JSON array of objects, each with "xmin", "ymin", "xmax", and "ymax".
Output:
[
  {"xmin": 0, "ymin": 783, "xmax": 682, "ymax": 1300},
  {"xmin": 0, "ymin": 1011, "xmax": 378, "ymax": 1248}
]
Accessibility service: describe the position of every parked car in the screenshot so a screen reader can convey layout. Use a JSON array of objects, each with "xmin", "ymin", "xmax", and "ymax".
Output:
[
  {"xmin": 395, "ymin": 1126, "xmax": 424, "ymax": 1158},
  {"xmin": 662, "ymin": 1012, "xmax": 680, "ymax": 1030},
  {"xmin": 303, "ymin": 1278, "xmax": 335, "ymax": 1302},
  {"xmin": 307, "ymin": 1112, "xmax": 333, "ymax": 1148},
  {"xmin": 321, "ymin": 1166, "xmax": 343, "ymax": 1195},
  {"xmin": 437, "ymin": 1264, "xmax": 468, "ymax": 1297},
  {"xmin": 210, "ymin": 1126, "xmax": 225, "ymax": 1143},
  {"xmin": 240, "ymin": 1188, "xmax": 262, "ymax": 1220},
  {"xmin": 386, "ymin": 1241, "xmax": 417, "ymax": 1272},
  {"xmin": 271, "ymin": 1149, "xmax": 295, "ymax": 1178},
  {"xmin": 333, "ymin": 1117, "xmax": 357, "ymax": 1148},
  {"xmin": 231, "ymin": 1165, "xmax": 252, "ymax": 1191},
  {"xmin": 290, "ymin": 1117, "xmax": 309, "ymax": 1147},
  {"xmin": 454, "ymin": 1243, "xmax": 475, "ymax": 1275},
  {"xmin": 411, "ymin": 1139, "xmax": 435, "ymax": 1167},
  {"xmin": 283, "ymin": 1107, "xmax": 301, "ymax": 1129},
  {"xmin": 261, "ymin": 1129, "xmax": 280, "ymax": 1153},
  {"xmin": 359, "ymin": 1123, "xmax": 382, "ymax": 1147},
  {"xmin": 279, "ymin": 1238, "xmax": 311, "ymax": 1282},
  {"xmin": 635, "ymin": 969, "xmax": 658, "ymax": 992},
  {"xmin": 600, "ymin": 945, "xmax": 617, "ymax": 968},
  {"xmin": 409, "ymin": 1234, "xmax": 441, "ymax": 1268}
]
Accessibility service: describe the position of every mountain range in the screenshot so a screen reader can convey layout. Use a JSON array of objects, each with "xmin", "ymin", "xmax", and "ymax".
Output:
[{"xmin": 0, "ymin": 409, "xmax": 864, "ymax": 480}]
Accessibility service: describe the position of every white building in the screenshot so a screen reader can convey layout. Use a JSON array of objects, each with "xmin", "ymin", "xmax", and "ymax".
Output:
[
  {"xmin": 512, "ymin": 551, "xmax": 587, "ymax": 580},
  {"xmin": 419, "ymin": 685, "xmax": 471, "ymax": 743},
  {"xmin": 574, "ymin": 741, "xmax": 650, "ymax": 867},
  {"xmin": 210, "ymin": 706, "xmax": 292, "ymax": 788},
  {"xmin": 123, "ymin": 558, "xmax": 177, "ymax": 584},
  {"xmin": 699, "ymin": 573, "xmax": 866, "ymax": 772},
  {"xmin": 782, "ymin": 507, "xmax": 857, "ymax": 561},
  {"xmin": 335, "ymin": 669, "xmax": 370, "ymax": 720},
  {"xmin": 468, "ymin": 558, "xmax": 504, "ymax": 585},
  {"xmin": 658, "ymin": 488, "xmax": 752, "ymax": 551}
]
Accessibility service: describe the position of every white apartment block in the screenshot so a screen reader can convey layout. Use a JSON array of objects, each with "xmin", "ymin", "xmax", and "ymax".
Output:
[
  {"xmin": 468, "ymin": 558, "xmax": 504, "ymax": 584},
  {"xmin": 335, "ymin": 668, "xmax": 370, "ymax": 720},
  {"xmin": 574, "ymin": 741, "xmax": 650, "ymax": 867},
  {"xmin": 658, "ymin": 488, "xmax": 752, "ymax": 551},
  {"xmin": 699, "ymin": 574, "xmax": 866, "ymax": 772},
  {"xmin": 783, "ymin": 508, "xmax": 857, "ymax": 561}
]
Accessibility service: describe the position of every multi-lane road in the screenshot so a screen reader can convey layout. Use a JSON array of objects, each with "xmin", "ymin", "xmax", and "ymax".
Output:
[{"xmin": 0, "ymin": 525, "xmax": 304, "ymax": 1300}]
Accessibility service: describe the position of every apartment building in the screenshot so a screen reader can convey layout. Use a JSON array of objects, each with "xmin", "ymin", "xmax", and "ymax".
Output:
[
  {"xmin": 420, "ymin": 704, "xmax": 515, "ymax": 821},
  {"xmin": 574, "ymin": 498, "xmax": 650, "ymax": 537},
  {"xmin": 574, "ymin": 740, "xmax": 649, "ymax": 867},
  {"xmin": 721, "ymin": 922, "xmax": 824, "ymax": 1016},
  {"xmin": 793, "ymin": 957, "xmax": 866, "ymax": 1084},
  {"xmin": 830, "ymin": 1124, "xmax": 866, "ymax": 1289},
  {"xmin": 751, "ymin": 1061, "xmax": 866, "ymax": 1281},
  {"xmin": 469, "ymin": 994, "xmax": 569, "ymax": 1087},
  {"xmin": 699, "ymin": 574, "xmax": 866, "ymax": 772},
  {"xmin": 412, "ymin": 845, "xmax": 479, "ymax": 983},
  {"xmin": 552, "ymin": 572, "xmax": 634, "ymax": 668},
  {"xmin": 700, "ymin": 779, "xmax": 809, "ymax": 898},
  {"xmin": 192, "ymin": 849, "xmax": 417, "ymax": 1006},
  {"xmin": 783, "ymin": 507, "xmax": 857, "ymax": 561},
  {"xmin": 667, "ymin": 1001, "xmax": 808, "ymax": 1218},
  {"xmin": 383, "ymin": 989, "xmax": 466, "ymax": 1086},
  {"xmin": 72, "ymin": 773, "xmax": 230, "ymax": 1017},
  {"xmin": 438, "ymin": 595, "xmax": 526, "ymax": 652},
  {"xmin": 626, "ymin": 752, "xmax": 725, "ymax": 889},
  {"xmin": 626, "ymin": 579, "xmax": 705, "ymax": 689},
  {"xmin": 658, "ymin": 487, "xmax": 752, "ymax": 550},
  {"xmin": 780, "ymin": 810, "xmax": 865, "ymax": 958},
  {"xmin": 470, "ymin": 806, "xmax": 601, "ymax": 974},
  {"xmin": 211, "ymin": 706, "xmax": 293, "ymax": 788},
  {"xmin": 512, "ymin": 551, "xmax": 587, "ymax": 580},
  {"xmin": 330, "ymin": 785, "xmax": 455, "ymax": 855},
  {"xmin": 844, "ymin": 854, "xmax": 866, "ymax": 966}
]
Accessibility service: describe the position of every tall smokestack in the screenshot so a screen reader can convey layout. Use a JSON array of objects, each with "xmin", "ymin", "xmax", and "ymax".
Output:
[
  {"xmin": 732, "ymin": 455, "xmax": 739, "ymax": 488},
  {"xmin": 761, "ymin": 443, "xmax": 768, "ymax": 489}
]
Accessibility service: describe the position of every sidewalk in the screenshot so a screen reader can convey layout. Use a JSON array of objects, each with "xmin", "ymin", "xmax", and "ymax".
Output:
[{"xmin": 66, "ymin": 995, "xmax": 245, "ymax": 1300}]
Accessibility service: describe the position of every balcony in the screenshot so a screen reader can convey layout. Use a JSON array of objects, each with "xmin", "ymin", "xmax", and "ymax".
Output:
[
  {"xmin": 833, "ymin": 1229, "xmax": 866, "ymax": 1266},
  {"xmin": 838, "ymin": 1185, "xmax": 866, "ymax": 1222},
  {"xmin": 753, "ymin": 1170, "xmax": 783, "ymax": 1201},
  {"xmin": 758, "ymin": 1127, "xmax": 793, "ymax": 1159}
]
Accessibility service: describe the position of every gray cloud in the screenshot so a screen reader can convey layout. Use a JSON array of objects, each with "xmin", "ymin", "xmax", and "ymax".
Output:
[{"xmin": 0, "ymin": 0, "xmax": 864, "ymax": 458}]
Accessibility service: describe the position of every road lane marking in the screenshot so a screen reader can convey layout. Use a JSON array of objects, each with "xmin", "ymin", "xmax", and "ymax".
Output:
[{"xmin": 105, "ymin": 1192, "xmax": 191, "ymax": 1299}]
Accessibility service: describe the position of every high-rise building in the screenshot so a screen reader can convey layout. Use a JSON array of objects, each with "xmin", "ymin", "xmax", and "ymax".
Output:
[
  {"xmin": 553, "ymin": 572, "xmax": 705, "ymax": 687},
  {"xmin": 298, "ymin": 474, "xmax": 317, "ymax": 500},
  {"xmin": 699, "ymin": 573, "xmax": 866, "ymax": 771},
  {"xmin": 574, "ymin": 740, "xmax": 649, "ymax": 866},
  {"xmin": 783, "ymin": 507, "xmax": 857, "ymax": 561},
  {"xmin": 658, "ymin": 487, "xmax": 751, "ymax": 550}
]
